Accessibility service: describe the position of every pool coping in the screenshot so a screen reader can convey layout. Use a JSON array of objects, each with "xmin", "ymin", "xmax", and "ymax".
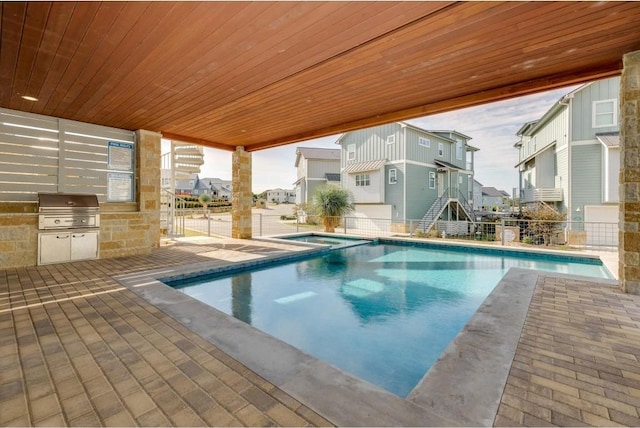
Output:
[{"xmin": 114, "ymin": 246, "xmax": 618, "ymax": 426}]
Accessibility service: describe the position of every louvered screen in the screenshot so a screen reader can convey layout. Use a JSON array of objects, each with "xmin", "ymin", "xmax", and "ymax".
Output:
[{"xmin": 0, "ymin": 108, "xmax": 135, "ymax": 202}]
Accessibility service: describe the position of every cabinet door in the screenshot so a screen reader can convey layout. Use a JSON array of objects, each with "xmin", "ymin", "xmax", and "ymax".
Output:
[
  {"xmin": 39, "ymin": 233, "xmax": 71, "ymax": 264},
  {"xmin": 71, "ymin": 231, "xmax": 98, "ymax": 261}
]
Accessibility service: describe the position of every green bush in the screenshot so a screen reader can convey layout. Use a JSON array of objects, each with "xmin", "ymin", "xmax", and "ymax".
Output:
[{"xmin": 523, "ymin": 237, "xmax": 534, "ymax": 244}]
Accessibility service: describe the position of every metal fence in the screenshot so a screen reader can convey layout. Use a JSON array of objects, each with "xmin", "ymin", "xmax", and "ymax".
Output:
[{"xmin": 166, "ymin": 211, "xmax": 618, "ymax": 250}]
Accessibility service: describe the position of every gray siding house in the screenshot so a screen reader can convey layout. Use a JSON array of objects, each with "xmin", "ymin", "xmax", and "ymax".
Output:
[
  {"xmin": 337, "ymin": 122, "xmax": 478, "ymax": 232},
  {"xmin": 514, "ymin": 76, "xmax": 620, "ymax": 227},
  {"xmin": 293, "ymin": 147, "xmax": 341, "ymax": 205}
]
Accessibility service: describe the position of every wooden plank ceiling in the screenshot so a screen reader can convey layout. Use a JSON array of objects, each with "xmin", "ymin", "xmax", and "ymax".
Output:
[{"xmin": 1, "ymin": 1, "xmax": 639, "ymax": 152}]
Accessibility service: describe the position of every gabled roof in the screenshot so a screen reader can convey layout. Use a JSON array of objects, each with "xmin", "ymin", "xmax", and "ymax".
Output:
[
  {"xmin": 435, "ymin": 160, "xmax": 463, "ymax": 171},
  {"xmin": 295, "ymin": 147, "xmax": 341, "ymax": 167},
  {"xmin": 482, "ymin": 187, "xmax": 509, "ymax": 197}
]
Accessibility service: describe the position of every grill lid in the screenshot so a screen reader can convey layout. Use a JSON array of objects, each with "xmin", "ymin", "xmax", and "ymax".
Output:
[{"xmin": 38, "ymin": 193, "xmax": 99, "ymax": 210}]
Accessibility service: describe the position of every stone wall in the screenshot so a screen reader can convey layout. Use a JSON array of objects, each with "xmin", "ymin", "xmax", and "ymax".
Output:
[
  {"xmin": 620, "ymin": 50, "xmax": 640, "ymax": 294},
  {"xmin": 0, "ymin": 128, "xmax": 162, "ymax": 269}
]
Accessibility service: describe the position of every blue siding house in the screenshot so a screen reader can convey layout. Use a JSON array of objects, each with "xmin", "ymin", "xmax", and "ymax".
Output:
[
  {"xmin": 337, "ymin": 122, "xmax": 478, "ymax": 232},
  {"xmin": 514, "ymin": 76, "xmax": 620, "ymax": 244}
]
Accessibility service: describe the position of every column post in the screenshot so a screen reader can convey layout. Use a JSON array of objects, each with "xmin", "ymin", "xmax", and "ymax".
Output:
[
  {"xmin": 232, "ymin": 146, "xmax": 253, "ymax": 239},
  {"xmin": 135, "ymin": 129, "xmax": 161, "ymax": 248},
  {"xmin": 620, "ymin": 50, "xmax": 640, "ymax": 294}
]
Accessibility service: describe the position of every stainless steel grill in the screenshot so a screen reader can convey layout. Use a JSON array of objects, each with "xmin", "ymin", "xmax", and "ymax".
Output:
[{"xmin": 37, "ymin": 192, "xmax": 100, "ymax": 230}]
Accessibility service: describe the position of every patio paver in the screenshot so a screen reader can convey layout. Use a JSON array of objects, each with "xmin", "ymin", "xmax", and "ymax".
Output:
[
  {"xmin": 1, "ymin": 237, "xmax": 639, "ymax": 426},
  {"xmin": 495, "ymin": 274, "xmax": 640, "ymax": 427},
  {"xmin": 0, "ymin": 239, "xmax": 333, "ymax": 427}
]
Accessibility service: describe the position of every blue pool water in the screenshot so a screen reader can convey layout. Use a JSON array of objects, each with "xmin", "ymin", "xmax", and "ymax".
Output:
[
  {"xmin": 279, "ymin": 234, "xmax": 370, "ymax": 248},
  {"xmin": 168, "ymin": 242, "xmax": 612, "ymax": 397}
]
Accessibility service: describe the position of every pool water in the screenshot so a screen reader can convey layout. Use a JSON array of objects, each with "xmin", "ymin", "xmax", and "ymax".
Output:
[
  {"xmin": 279, "ymin": 234, "xmax": 370, "ymax": 248},
  {"xmin": 169, "ymin": 242, "xmax": 611, "ymax": 397}
]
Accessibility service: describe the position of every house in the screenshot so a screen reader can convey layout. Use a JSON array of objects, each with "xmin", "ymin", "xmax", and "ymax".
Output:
[
  {"xmin": 264, "ymin": 188, "xmax": 296, "ymax": 204},
  {"xmin": 481, "ymin": 187, "xmax": 510, "ymax": 211},
  {"xmin": 472, "ymin": 179, "xmax": 484, "ymax": 211},
  {"xmin": 337, "ymin": 122, "xmax": 478, "ymax": 233},
  {"xmin": 514, "ymin": 76, "xmax": 620, "ymax": 229},
  {"xmin": 293, "ymin": 147, "xmax": 341, "ymax": 205},
  {"xmin": 196, "ymin": 177, "xmax": 233, "ymax": 200}
]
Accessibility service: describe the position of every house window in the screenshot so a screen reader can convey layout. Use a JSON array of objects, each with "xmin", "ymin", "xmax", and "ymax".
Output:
[
  {"xmin": 355, "ymin": 174, "xmax": 370, "ymax": 187},
  {"xmin": 593, "ymin": 99, "xmax": 617, "ymax": 127},
  {"xmin": 459, "ymin": 175, "xmax": 463, "ymax": 185},
  {"xmin": 456, "ymin": 141, "xmax": 463, "ymax": 160},
  {"xmin": 418, "ymin": 137, "xmax": 430, "ymax": 147},
  {"xmin": 347, "ymin": 144, "xmax": 356, "ymax": 161},
  {"xmin": 389, "ymin": 168, "xmax": 397, "ymax": 184},
  {"xmin": 438, "ymin": 143, "xmax": 444, "ymax": 157},
  {"xmin": 386, "ymin": 134, "xmax": 396, "ymax": 144},
  {"xmin": 429, "ymin": 171, "xmax": 436, "ymax": 189}
]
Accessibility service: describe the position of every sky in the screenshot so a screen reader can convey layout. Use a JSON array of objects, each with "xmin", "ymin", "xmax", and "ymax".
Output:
[{"xmin": 189, "ymin": 84, "xmax": 580, "ymax": 195}]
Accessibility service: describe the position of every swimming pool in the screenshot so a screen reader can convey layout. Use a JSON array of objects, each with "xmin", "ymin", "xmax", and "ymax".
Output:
[
  {"xmin": 276, "ymin": 233, "xmax": 371, "ymax": 248},
  {"xmin": 168, "ymin": 241, "xmax": 611, "ymax": 397}
]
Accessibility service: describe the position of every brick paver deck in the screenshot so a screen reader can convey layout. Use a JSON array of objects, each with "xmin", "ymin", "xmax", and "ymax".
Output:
[
  {"xmin": 2, "ymin": 238, "xmax": 639, "ymax": 426},
  {"xmin": 0, "ymin": 240, "xmax": 333, "ymax": 426},
  {"xmin": 495, "ymin": 275, "xmax": 640, "ymax": 427}
]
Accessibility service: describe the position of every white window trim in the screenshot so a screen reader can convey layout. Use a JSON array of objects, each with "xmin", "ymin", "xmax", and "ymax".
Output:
[
  {"xmin": 592, "ymin": 99, "xmax": 617, "ymax": 128},
  {"xmin": 355, "ymin": 173, "xmax": 370, "ymax": 187},
  {"xmin": 347, "ymin": 144, "xmax": 356, "ymax": 161},
  {"xmin": 418, "ymin": 137, "xmax": 430, "ymax": 148},
  {"xmin": 456, "ymin": 141, "xmax": 463, "ymax": 160},
  {"xmin": 389, "ymin": 168, "xmax": 397, "ymax": 184},
  {"xmin": 429, "ymin": 171, "xmax": 436, "ymax": 189},
  {"xmin": 386, "ymin": 134, "xmax": 396, "ymax": 144},
  {"xmin": 438, "ymin": 142, "xmax": 444, "ymax": 157}
]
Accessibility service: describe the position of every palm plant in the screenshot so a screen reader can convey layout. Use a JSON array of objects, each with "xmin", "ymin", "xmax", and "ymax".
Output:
[{"xmin": 311, "ymin": 185, "xmax": 354, "ymax": 232}]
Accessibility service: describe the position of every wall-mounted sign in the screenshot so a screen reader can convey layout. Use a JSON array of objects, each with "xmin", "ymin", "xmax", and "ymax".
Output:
[
  {"xmin": 107, "ymin": 141, "xmax": 134, "ymax": 171},
  {"xmin": 107, "ymin": 172, "xmax": 134, "ymax": 202}
]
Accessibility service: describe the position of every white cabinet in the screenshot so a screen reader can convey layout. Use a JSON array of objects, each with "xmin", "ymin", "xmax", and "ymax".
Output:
[{"xmin": 38, "ymin": 231, "xmax": 99, "ymax": 265}]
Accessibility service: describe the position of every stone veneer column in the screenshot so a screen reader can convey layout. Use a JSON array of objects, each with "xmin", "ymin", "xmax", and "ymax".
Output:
[
  {"xmin": 232, "ymin": 146, "xmax": 252, "ymax": 239},
  {"xmin": 136, "ymin": 129, "xmax": 161, "ymax": 248},
  {"xmin": 620, "ymin": 50, "xmax": 640, "ymax": 294}
]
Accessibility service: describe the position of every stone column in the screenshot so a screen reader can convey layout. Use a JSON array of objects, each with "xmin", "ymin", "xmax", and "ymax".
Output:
[
  {"xmin": 620, "ymin": 50, "xmax": 640, "ymax": 294},
  {"xmin": 136, "ymin": 129, "xmax": 161, "ymax": 248},
  {"xmin": 232, "ymin": 146, "xmax": 253, "ymax": 239}
]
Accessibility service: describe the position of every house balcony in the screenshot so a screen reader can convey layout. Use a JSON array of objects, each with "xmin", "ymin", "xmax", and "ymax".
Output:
[{"xmin": 523, "ymin": 187, "xmax": 563, "ymax": 203}]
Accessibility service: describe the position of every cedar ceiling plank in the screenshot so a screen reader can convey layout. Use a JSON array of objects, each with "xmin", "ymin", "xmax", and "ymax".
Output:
[
  {"xmin": 245, "ymin": 65, "xmax": 621, "ymax": 151},
  {"xmin": 0, "ymin": 2, "xmax": 27, "ymax": 101},
  {"xmin": 85, "ymin": 2, "xmax": 251, "ymax": 122},
  {"xmin": 125, "ymin": 3, "xmax": 450, "ymax": 132},
  {"xmin": 175, "ymin": 3, "xmax": 566, "ymax": 132},
  {"xmin": 44, "ymin": 2, "xmax": 125, "ymax": 113},
  {"xmin": 160, "ymin": 132, "xmax": 234, "ymax": 152},
  {"xmin": 59, "ymin": 1, "xmax": 158, "ymax": 117},
  {"xmin": 10, "ymin": 2, "xmax": 51, "ymax": 108},
  {"xmin": 77, "ymin": 2, "xmax": 197, "ymax": 121},
  {"xmin": 204, "ymin": 16, "xmax": 637, "ymax": 134},
  {"xmin": 36, "ymin": 3, "xmax": 101, "ymax": 111},
  {"xmin": 151, "ymin": 2, "xmax": 452, "ymax": 130},
  {"xmin": 24, "ymin": 2, "xmax": 76, "ymax": 104},
  {"xmin": 96, "ymin": 2, "xmax": 272, "ymax": 125}
]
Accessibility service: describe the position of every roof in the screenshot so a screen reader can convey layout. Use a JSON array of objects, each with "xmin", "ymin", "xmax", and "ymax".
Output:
[
  {"xmin": 482, "ymin": 187, "xmax": 510, "ymax": 197},
  {"xmin": 343, "ymin": 159, "xmax": 387, "ymax": 174},
  {"xmin": 2, "ymin": 2, "xmax": 637, "ymax": 153},
  {"xmin": 596, "ymin": 133, "xmax": 620, "ymax": 148},
  {"xmin": 295, "ymin": 147, "xmax": 341, "ymax": 167},
  {"xmin": 435, "ymin": 160, "xmax": 463, "ymax": 171}
]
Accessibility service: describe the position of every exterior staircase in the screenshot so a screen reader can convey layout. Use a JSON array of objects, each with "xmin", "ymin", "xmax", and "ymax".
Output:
[{"xmin": 417, "ymin": 188, "xmax": 475, "ymax": 233}]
